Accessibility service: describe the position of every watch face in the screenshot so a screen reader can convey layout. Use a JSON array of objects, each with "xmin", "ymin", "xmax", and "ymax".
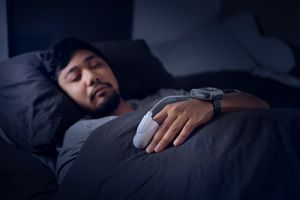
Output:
[
  {"xmin": 190, "ymin": 87, "xmax": 224, "ymax": 100},
  {"xmin": 199, "ymin": 87, "xmax": 220, "ymax": 92}
]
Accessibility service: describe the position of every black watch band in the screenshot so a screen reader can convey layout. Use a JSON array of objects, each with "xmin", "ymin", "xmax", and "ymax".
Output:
[{"xmin": 212, "ymin": 98, "xmax": 222, "ymax": 117}]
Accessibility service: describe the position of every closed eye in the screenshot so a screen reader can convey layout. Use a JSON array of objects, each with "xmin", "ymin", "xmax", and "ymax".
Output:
[
  {"xmin": 67, "ymin": 72, "xmax": 81, "ymax": 82},
  {"xmin": 90, "ymin": 62, "xmax": 103, "ymax": 69},
  {"xmin": 90, "ymin": 63, "xmax": 102, "ymax": 69}
]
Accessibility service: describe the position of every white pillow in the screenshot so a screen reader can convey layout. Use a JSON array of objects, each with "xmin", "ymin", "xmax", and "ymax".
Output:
[
  {"xmin": 151, "ymin": 17, "xmax": 259, "ymax": 77},
  {"xmin": 223, "ymin": 11, "xmax": 295, "ymax": 73}
]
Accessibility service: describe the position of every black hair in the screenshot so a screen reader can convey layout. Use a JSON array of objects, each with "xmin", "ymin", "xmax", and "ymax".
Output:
[{"xmin": 41, "ymin": 37, "xmax": 110, "ymax": 82}]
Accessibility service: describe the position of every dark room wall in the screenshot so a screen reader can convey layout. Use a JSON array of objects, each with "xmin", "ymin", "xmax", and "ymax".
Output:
[
  {"xmin": 132, "ymin": 0, "xmax": 220, "ymax": 44},
  {"xmin": 7, "ymin": 0, "xmax": 133, "ymax": 56},
  {"xmin": 0, "ymin": 0, "xmax": 8, "ymax": 61}
]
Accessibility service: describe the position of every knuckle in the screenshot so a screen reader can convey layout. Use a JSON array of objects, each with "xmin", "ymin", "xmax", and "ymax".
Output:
[
  {"xmin": 177, "ymin": 132, "xmax": 189, "ymax": 142},
  {"xmin": 176, "ymin": 135, "xmax": 185, "ymax": 143},
  {"xmin": 152, "ymin": 132, "xmax": 163, "ymax": 143},
  {"xmin": 159, "ymin": 124, "xmax": 169, "ymax": 133},
  {"xmin": 184, "ymin": 123, "xmax": 194, "ymax": 132},
  {"xmin": 164, "ymin": 104, "xmax": 172, "ymax": 110},
  {"xmin": 170, "ymin": 125, "xmax": 181, "ymax": 133},
  {"xmin": 150, "ymin": 138, "xmax": 159, "ymax": 146},
  {"xmin": 159, "ymin": 139, "xmax": 169, "ymax": 147},
  {"xmin": 180, "ymin": 131, "xmax": 190, "ymax": 138},
  {"xmin": 171, "ymin": 106, "xmax": 181, "ymax": 114}
]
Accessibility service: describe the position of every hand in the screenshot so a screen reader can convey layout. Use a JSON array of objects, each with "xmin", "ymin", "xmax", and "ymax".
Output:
[{"xmin": 146, "ymin": 99, "xmax": 214, "ymax": 153}]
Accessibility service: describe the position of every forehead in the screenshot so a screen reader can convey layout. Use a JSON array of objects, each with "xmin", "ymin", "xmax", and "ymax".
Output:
[
  {"xmin": 67, "ymin": 49, "xmax": 102, "ymax": 66},
  {"xmin": 59, "ymin": 50, "xmax": 104, "ymax": 74}
]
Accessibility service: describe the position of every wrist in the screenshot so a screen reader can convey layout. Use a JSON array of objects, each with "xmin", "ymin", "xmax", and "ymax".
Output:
[{"xmin": 212, "ymin": 98, "xmax": 222, "ymax": 117}]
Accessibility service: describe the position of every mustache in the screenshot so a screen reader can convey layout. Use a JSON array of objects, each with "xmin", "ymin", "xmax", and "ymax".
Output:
[{"xmin": 90, "ymin": 82, "xmax": 113, "ymax": 101}]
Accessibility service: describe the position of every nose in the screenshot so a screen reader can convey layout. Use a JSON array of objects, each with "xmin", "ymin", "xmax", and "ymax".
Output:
[
  {"xmin": 84, "ymin": 70, "xmax": 101, "ymax": 86},
  {"xmin": 89, "ymin": 77, "xmax": 101, "ymax": 86}
]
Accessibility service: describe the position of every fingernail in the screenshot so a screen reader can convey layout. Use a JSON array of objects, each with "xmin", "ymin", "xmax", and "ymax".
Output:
[
  {"xmin": 146, "ymin": 145, "xmax": 154, "ymax": 153},
  {"xmin": 174, "ymin": 139, "xmax": 181, "ymax": 146},
  {"xmin": 173, "ymin": 140, "xmax": 178, "ymax": 146},
  {"xmin": 154, "ymin": 144, "xmax": 162, "ymax": 152}
]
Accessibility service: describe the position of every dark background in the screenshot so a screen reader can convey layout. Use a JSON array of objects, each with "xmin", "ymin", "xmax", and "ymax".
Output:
[
  {"xmin": 7, "ymin": 0, "xmax": 133, "ymax": 56},
  {"xmin": 4, "ymin": 0, "xmax": 300, "ymax": 76}
]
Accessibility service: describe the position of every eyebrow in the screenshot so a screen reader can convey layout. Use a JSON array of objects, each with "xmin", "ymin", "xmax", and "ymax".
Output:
[
  {"xmin": 84, "ymin": 55, "xmax": 96, "ymax": 63},
  {"xmin": 63, "ymin": 55, "xmax": 97, "ymax": 80}
]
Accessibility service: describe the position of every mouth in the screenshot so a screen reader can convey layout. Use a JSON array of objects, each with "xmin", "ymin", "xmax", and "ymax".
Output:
[{"xmin": 90, "ymin": 83, "xmax": 112, "ymax": 101}]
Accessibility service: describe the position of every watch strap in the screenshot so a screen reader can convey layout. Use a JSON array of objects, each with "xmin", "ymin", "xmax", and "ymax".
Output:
[
  {"xmin": 212, "ymin": 98, "xmax": 222, "ymax": 117},
  {"xmin": 223, "ymin": 89, "xmax": 241, "ymax": 94}
]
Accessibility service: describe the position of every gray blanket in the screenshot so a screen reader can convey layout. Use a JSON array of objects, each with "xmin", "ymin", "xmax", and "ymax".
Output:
[{"xmin": 57, "ymin": 108, "xmax": 300, "ymax": 200}]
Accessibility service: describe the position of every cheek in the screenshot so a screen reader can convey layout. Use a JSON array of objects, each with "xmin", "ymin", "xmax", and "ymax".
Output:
[
  {"xmin": 106, "ymin": 71, "xmax": 119, "ymax": 90},
  {"xmin": 59, "ymin": 78, "xmax": 89, "ymax": 106},
  {"xmin": 112, "ymin": 77, "xmax": 119, "ymax": 90},
  {"xmin": 64, "ymin": 85, "xmax": 88, "ymax": 103}
]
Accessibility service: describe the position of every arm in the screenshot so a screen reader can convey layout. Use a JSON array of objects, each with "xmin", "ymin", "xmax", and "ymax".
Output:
[
  {"xmin": 145, "ymin": 91, "xmax": 269, "ymax": 153},
  {"xmin": 221, "ymin": 91, "xmax": 269, "ymax": 112}
]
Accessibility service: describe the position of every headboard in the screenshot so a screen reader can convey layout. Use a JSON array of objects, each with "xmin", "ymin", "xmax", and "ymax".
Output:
[{"xmin": 220, "ymin": 0, "xmax": 300, "ymax": 77}]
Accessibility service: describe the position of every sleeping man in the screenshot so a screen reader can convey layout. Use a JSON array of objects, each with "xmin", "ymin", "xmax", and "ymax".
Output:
[{"xmin": 43, "ymin": 38, "xmax": 269, "ymax": 184}]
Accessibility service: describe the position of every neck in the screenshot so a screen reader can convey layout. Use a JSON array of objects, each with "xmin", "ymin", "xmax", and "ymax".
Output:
[{"xmin": 111, "ymin": 98, "xmax": 134, "ymax": 116}]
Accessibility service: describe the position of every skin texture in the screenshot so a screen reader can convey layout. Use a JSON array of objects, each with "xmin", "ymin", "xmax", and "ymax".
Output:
[{"xmin": 58, "ymin": 49, "xmax": 270, "ymax": 154}]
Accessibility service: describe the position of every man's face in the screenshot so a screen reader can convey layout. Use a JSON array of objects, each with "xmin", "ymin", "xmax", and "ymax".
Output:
[{"xmin": 58, "ymin": 49, "xmax": 120, "ymax": 116}]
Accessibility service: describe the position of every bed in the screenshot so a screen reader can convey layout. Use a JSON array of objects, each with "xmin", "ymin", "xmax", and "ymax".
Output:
[{"xmin": 1, "ymin": 3, "xmax": 300, "ymax": 200}]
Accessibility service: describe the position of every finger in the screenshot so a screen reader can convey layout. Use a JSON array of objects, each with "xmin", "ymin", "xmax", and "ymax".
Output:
[
  {"xmin": 154, "ymin": 117, "xmax": 188, "ymax": 152},
  {"xmin": 173, "ymin": 121, "xmax": 196, "ymax": 146},
  {"xmin": 152, "ymin": 108, "xmax": 168, "ymax": 124},
  {"xmin": 146, "ymin": 114, "xmax": 177, "ymax": 153}
]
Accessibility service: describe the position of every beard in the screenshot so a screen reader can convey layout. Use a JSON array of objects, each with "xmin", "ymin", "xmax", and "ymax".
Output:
[{"xmin": 89, "ymin": 91, "xmax": 121, "ymax": 118}]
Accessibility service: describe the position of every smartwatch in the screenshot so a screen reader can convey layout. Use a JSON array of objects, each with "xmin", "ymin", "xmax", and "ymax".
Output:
[{"xmin": 190, "ymin": 87, "xmax": 224, "ymax": 116}]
